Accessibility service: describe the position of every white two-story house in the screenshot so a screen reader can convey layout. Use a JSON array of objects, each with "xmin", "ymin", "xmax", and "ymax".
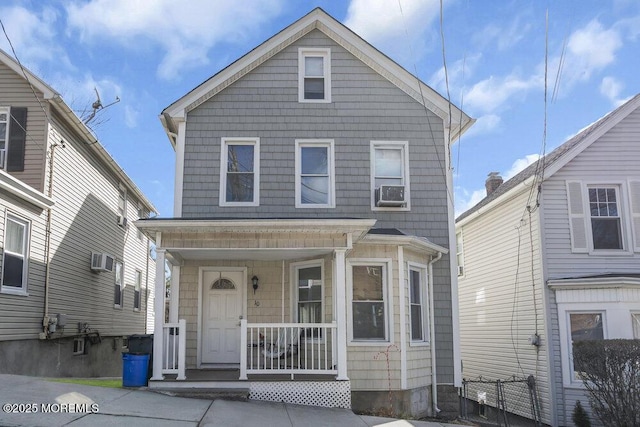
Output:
[
  {"xmin": 137, "ymin": 8, "xmax": 474, "ymax": 418},
  {"xmin": 0, "ymin": 48, "xmax": 156, "ymax": 377},
  {"xmin": 456, "ymin": 93, "xmax": 640, "ymax": 426}
]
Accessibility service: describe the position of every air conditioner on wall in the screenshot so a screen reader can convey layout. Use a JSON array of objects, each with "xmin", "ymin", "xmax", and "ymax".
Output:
[
  {"xmin": 375, "ymin": 185, "xmax": 406, "ymax": 207},
  {"xmin": 91, "ymin": 252, "xmax": 115, "ymax": 272}
]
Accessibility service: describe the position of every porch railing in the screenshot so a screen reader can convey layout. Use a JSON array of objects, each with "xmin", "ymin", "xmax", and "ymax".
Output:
[
  {"xmin": 161, "ymin": 319, "xmax": 186, "ymax": 380},
  {"xmin": 240, "ymin": 320, "xmax": 337, "ymax": 379}
]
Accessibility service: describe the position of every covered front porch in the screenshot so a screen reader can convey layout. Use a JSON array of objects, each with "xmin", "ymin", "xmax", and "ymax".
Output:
[{"xmin": 138, "ymin": 218, "xmax": 376, "ymax": 407}]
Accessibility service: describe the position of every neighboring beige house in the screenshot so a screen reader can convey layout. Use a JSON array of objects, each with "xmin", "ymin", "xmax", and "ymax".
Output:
[
  {"xmin": 456, "ymin": 93, "xmax": 640, "ymax": 425},
  {"xmin": 0, "ymin": 49, "xmax": 156, "ymax": 377},
  {"xmin": 137, "ymin": 8, "xmax": 474, "ymax": 418}
]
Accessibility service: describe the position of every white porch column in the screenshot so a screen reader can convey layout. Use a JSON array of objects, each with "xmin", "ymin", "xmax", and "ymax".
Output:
[
  {"xmin": 334, "ymin": 249, "xmax": 348, "ymax": 380},
  {"xmin": 169, "ymin": 265, "xmax": 180, "ymax": 323},
  {"xmin": 151, "ymin": 248, "xmax": 166, "ymax": 380}
]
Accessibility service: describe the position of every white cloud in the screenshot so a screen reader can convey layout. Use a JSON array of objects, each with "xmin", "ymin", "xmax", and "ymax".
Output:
[
  {"xmin": 599, "ymin": 76, "xmax": 631, "ymax": 107},
  {"xmin": 344, "ymin": 0, "xmax": 440, "ymax": 64},
  {"xmin": 462, "ymin": 114, "xmax": 501, "ymax": 138},
  {"xmin": 455, "ymin": 188, "xmax": 485, "ymax": 218},
  {"xmin": 124, "ymin": 105, "xmax": 138, "ymax": 128},
  {"xmin": 473, "ymin": 17, "xmax": 531, "ymax": 52},
  {"xmin": 0, "ymin": 6, "xmax": 72, "ymax": 71},
  {"xmin": 65, "ymin": 0, "xmax": 285, "ymax": 80},
  {"xmin": 465, "ymin": 73, "xmax": 542, "ymax": 114},
  {"xmin": 503, "ymin": 154, "xmax": 540, "ymax": 180}
]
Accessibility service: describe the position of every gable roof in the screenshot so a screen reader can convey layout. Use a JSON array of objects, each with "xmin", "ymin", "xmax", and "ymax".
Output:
[
  {"xmin": 0, "ymin": 48, "xmax": 156, "ymax": 214},
  {"xmin": 160, "ymin": 7, "xmax": 474, "ymax": 147},
  {"xmin": 456, "ymin": 92, "xmax": 640, "ymax": 225}
]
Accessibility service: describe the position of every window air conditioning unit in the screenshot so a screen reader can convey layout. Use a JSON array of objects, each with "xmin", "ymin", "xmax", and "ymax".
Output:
[
  {"xmin": 91, "ymin": 252, "xmax": 115, "ymax": 272},
  {"xmin": 117, "ymin": 215, "xmax": 128, "ymax": 227},
  {"xmin": 375, "ymin": 185, "xmax": 406, "ymax": 207}
]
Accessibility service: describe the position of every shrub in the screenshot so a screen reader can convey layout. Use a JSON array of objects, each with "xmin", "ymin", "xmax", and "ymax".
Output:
[
  {"xmin": 573, "ymin": 339, "xmax": 640, "ymax": 427},
  {"xmin": 572, "ymin": 400, "xmax": 590, "ymax": 427}
]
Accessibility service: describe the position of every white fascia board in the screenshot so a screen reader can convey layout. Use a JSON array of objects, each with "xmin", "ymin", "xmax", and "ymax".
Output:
[
  {"xmin": 0, "ymin": 169, "xmax": 54, "ymax": 209},
  {"xmin": 134, "ymin": 218, "xmax": 377, "ymax": 237},
  {"xmin": 456, "ymin": 175, "xmax": 536, "ymax": 228},
  {"xmin": 548, "ymin": 276, "xmax": 640, "ymax": 289},
  {"xmin": 50, "ymin": 96, "xmax": 157, "ymax": 214},
  {"xmin": 361, "ymin": 234, "xmax": 449, "ymax": 255},
  {"xmin": 160, "ymin": 8, "xmax": 474, "ymax": 139},
  {"xmin": 0, "ymin": 48, "xmax": 57, "ymax": 99}
]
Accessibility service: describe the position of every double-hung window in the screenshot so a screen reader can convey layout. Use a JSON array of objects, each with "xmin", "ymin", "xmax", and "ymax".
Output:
[
  {"xmin": 0, "ymin": 108, "xmax": 8, "ymax": 169},
  {"xmin": 295, "ymin": 140, "xmax": 335, "ymax": 208},
  {"xmin": 409, "ymin": 266, "xmax": 429, "ymax": 342},
  {"xmin": 588, "ymin": 186, "xmax": 622, "ymax": 250},
  {"xmin": 371, "ymin": 141, "xmax": 410, "ymax": 210},
  {"xmin": 220, "ymin": 138, "xmax": 259, "ymax": 206},
  {"xmin": 1, "ymin": 214, "xmax": 30, "ymax": 294},
  {"xmin": 298, "ymin": 48, "xmax": 331, "ymax": 103},
  {"xmin": 118, "ymin": 185, "xmax": 127, "ymax": 226},
  {"xmin": 114, "ymin": 261, "xmax": 124, "ymax": 308},
  {"xmin": 350, "ymin": 263, "xmax": 389, "ymax": 342}
]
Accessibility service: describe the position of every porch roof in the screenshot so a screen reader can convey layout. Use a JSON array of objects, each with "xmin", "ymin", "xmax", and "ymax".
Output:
[{"xmin": 135, "ymin": 217, "xmax": 377, "ymax": 262}]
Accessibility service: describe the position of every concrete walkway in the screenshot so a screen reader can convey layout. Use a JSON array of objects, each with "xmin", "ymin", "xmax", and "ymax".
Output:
[{"xmin": 0, "ymin": 374, "xmax": 462, "ymax": 427}]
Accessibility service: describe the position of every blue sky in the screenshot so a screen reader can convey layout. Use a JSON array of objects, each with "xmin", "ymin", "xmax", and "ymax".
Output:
[{"xmin": 1, "ymin": 0, "xmax": 639, "ymax": 217}]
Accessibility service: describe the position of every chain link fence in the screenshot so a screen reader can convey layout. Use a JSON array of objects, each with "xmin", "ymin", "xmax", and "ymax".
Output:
[{"xmin": 460, "ymin": 375, "xmax": 542, "ymax": 426}]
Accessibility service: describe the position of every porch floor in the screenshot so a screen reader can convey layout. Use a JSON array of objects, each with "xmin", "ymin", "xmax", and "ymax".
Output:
[{"xmin": 157, "ymin": 369, "xmax": 337, "ymax": 383}]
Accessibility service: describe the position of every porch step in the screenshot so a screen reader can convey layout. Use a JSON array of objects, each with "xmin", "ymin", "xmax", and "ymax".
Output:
[{"xmin": 149, "ymin": 387, "xmax": 250, "ymax": 401}]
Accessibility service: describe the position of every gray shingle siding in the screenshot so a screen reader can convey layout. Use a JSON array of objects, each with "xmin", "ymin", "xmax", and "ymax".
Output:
[{"xmin": 182, "ymin": 30, "xmax": 448, "ymax": 243}]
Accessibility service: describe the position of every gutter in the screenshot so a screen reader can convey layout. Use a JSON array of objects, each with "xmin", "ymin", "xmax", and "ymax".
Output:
[{"xmin": 428, "ymin": 251, "xmax": 443, "ymax": 416}]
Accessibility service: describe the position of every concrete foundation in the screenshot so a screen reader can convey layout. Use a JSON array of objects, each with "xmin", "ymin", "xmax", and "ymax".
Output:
[
  {"xmin": 0, "ymin": 336, "xmax": 126, "ymax": 377},
  {"xmin": 351, "ymin": 386, "xmax": 433, "ymax": 419}
]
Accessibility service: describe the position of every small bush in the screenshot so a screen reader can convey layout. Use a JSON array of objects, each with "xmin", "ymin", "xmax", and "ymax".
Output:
[
  {"xmin": 572, "ymin": 400, "xmax": 590, "ymax": 427},
  {"xmin": 573, "ymin": 339, "xmax": 640, "ymax": 427}
]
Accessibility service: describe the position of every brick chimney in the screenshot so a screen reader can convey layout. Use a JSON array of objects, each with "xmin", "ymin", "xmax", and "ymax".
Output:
[{"xmin": 485, "ymin": 172, "xmax": 503, "ymax": 196}]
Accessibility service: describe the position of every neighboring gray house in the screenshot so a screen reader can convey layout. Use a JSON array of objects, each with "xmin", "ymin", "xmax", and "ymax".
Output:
[
  {"xmin": 0, "ymin": 49, "xmax": 156, "ymax": 377},
  {"xmin": 137, "ymin": 8, "xmax": 474, "ymax": 418},
  {"xmin": 456, "ymin": 93, "xmax": 640, "ymax": 425}
]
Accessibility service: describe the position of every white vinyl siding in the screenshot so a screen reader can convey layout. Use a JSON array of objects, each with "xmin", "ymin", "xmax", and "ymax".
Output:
[
  {"xmin": 219, "ymin": 138, "xmax": 260, "ymax": 206},
  {"xmin": 295, "ymin": 140, "xmax": 335, "ymax": 208},
  {"xmin": 298, "ymin": 48, "xmax": 331, "ymax": 103}
]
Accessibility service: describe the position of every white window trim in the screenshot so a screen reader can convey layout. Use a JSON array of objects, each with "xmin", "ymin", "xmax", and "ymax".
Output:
[
  {"xmin": 0, "ymin": 107, "xmax": 9, "ymax": 170},
  {"xmin": 456, "ymin": 231, "xmax": 465, "ymax": 277},
  {"xmin": 408, "ymin": 262, "xmax": 430, "ymax": 346},
  {"xmin": 219, "ymin": 137, "xmax": 260, "ymax": 207},
  {"xmin": 582, "ymin": 181, "xmax": 632, "ymax": 255},
  {"xmin": 370, "ymin": 141, "xmax": 411, "ymax": 211},
  {"xmin": 0, "ymin": 212, "xmax": 30, "ymax": 296},
  {"xmin": 295, "ymin": 139, "xmax": 335, "ymax": 208},
  {"xmin": 118, "ymin": 183, "xmax": 127, "ymax": 227},
  {"xmin": 133, "ymin": 269, "xmax": 142, "ymax": 312},
  {"xmin": 347, "ymin": 258, "xmax": 394, "ymax": 346},
  {"xmin": 298, "ymin": 48, "xmax": 331, "ymax": 103},
  {"xmin": 114, "ymin": 261, "xmax": 124, "ymax": 309},
  {"xmin": 632, "ymin": 312, "xmax": 640, "ymax": 338},
  {"xmin": 559, "ymin": 309, "xmax": 607, "ymax": 388},
  {"xmin": 290, "ymin": 259, "xmax": 325, "ymax": 342}
]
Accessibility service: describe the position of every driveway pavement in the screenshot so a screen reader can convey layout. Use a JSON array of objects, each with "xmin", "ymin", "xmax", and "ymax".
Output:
[{"xmin": 0, "ymin": 374, "xmax": 462, "ymax": 427}]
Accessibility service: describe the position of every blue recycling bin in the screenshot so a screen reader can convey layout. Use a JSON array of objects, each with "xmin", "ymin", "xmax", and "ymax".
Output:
[{"xmin": 122, "ymin": 353, "xmax": 150, "ymax": 387}]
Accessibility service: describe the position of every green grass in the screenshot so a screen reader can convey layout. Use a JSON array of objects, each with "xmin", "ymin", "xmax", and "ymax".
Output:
[{"xmin": 47, "ymin": 378, "xmax": 122, "ymax": 388}]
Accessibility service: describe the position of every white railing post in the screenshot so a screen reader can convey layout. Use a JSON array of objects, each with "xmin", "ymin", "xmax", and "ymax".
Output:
[
  {"xmin": 240, "ymin": 319, "xmax": 248, "ymax": 380},
  {"xmin": 177, "ymin": 319, "xmax": 186, "ymax": 380},
  {"xmin": 151, "ymin": 248, "xmax": 166, "ymax": 381},
  {"xmin": 334, "ymin": 249, "xmax": 348, "ymax": 380}
]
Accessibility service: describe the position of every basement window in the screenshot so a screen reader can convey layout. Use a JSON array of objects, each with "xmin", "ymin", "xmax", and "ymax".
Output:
[{"xmin": 73, "ymin": 337, "xmax": 85, "ymax": 355}]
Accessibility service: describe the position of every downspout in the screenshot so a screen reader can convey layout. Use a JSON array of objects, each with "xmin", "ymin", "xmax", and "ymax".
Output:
[
  {"xmin": 428, "ymin": 251, "xmax": 443, "ymax": 416},
  {"xmin": 42, "ymin": 138, "xmax": 62, "ymax": 337}
]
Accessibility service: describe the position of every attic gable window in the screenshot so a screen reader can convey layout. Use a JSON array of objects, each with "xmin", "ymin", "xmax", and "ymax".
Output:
[
  {"xmin": 298, "ymin": 48, "xmax": 331, "ymax": 103},
  {"xmin": 219, "ymin": 138, "xmax": 260, "ymax": 206}
]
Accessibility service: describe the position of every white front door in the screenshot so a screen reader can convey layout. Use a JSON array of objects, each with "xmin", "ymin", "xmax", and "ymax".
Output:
[{"xmin": 201, "ymin": 270, "xmax": 244, "ymax": 364}]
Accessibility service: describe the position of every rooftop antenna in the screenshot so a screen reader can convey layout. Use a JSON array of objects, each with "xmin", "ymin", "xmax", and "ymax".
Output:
[{"xmin": 83, "ymin": 87, "xmax": 120, "ymax": 125}]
